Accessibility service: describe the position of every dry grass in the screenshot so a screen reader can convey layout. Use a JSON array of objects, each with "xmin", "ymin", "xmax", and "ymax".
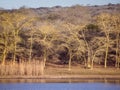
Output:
[
  {"xmin": 45, "ymin": 65, "xmax": 120, "ymax": 75},
  {"xmin": 0, "ymin": 61, "xmax": 120, "ymax": 77},
  {"xmin": 0, "ymin": 61, "xmax": 44, "ymax": 76}
]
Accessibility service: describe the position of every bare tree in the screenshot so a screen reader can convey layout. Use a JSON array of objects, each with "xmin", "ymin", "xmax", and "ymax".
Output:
[
  {"xmin": 56, "ymin": 23, "xmax": 86, "ymax": 70},
  {"xmin": 37, "ymin": 22, "xmax": 58, "ymax": 70},
  {"xmin": 96, "ymin": 13, "xmax": 120, "ymax": 68},
  {"xmin": 96, "ymin": 13, "xmax": 113, "ymax": 68}
]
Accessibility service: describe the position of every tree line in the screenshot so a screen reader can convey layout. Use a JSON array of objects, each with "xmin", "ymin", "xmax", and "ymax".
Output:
[{"xmin": 0, "ymin": 10, "xmax": 120, "ymax": 72}]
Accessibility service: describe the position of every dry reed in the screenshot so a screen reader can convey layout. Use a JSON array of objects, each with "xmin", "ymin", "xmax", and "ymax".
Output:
[{"xmin": 0, "ymin": 60, "xmax": 44, "ymax": 76}]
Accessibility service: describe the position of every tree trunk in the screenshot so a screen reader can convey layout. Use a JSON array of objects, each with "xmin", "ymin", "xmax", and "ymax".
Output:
[
  {"xmin": 68, "ymin": 51, "xmax": 72, "ymax": 71},
  {"xmin": 87, "ymin": 49, "xmax": 91, "ymax": 69},
  {"xmin": 13, "ymin": 30, "xmax": 19, "ymax": 64},
  {"xmin": 2, "ymin": 48, "xmax": 7, "ymax": 65},
  {"xmin": 29, "ymin": 34, "xmax": 33, "ymax": 62},
  {"xmin": 81, "ymin": 30, "xmax": 91, "ymax": 69},
  {"xmin": 13, "ymin": 33, "xmax": 17, "ymax": 64},
  {"xmin": 115, "ymin": 32, "xmax": 119, "ymax": 68},
  {"xmin": 1, "ymin": 36, "xmax": 7, "ymax": 65},
  {"xmin": 104, "ymin": 43, "xmax": 108, "ymax": 68},
  {"xmin": 117, "ymin": 44, "xmax": 120, "ymax": 69},
  {"xmin": 13, "ymin": 41, "xmax": 16, "ymax": 63},
  {"xmin": 43, "ymin": 49, "xmax": 47, "ymax": 69},
  {"xmin": 84, "ymin": 55, "xmax": 87, "ymax": 67},
  {"xmin": 118, "ymin": 56, "xmax": 120, "ymax": 69},
  {"xmin": 104, "ymin": 36, "xmax": 109, "ymax": 68},
  {"xmin": 91, "ymin": 51, "xmax": 97, "ymax": 69}
]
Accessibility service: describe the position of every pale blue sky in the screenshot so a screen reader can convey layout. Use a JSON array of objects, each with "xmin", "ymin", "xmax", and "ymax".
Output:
[{"xmin": 0, "ymin": 0, "xmax": 120, "ymax": 9}]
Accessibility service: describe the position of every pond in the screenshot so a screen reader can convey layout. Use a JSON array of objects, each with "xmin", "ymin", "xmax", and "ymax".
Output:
[{"xmin": 0, "ymin": 78, "xmax": 120, "ymax": 90}]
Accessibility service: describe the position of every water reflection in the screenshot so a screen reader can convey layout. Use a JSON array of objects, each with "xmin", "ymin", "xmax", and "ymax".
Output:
[
  {"xmin": 0, "ymin": 83, "xmax": 120, "ymax": 90},
  {"xmin": 0, "ymin": 78, "xmax": 120, "ymax": 84}
]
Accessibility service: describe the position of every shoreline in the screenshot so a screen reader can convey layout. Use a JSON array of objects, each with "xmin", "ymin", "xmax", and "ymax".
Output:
[{"xmin": 0, "ymin": 75, "xmax": 120, "ymax": 79}]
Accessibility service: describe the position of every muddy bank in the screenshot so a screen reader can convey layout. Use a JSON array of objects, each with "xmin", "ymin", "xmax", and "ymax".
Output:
[{"xmin": 0, "ymin": 75, "xmax": 120, "ymax": 79}]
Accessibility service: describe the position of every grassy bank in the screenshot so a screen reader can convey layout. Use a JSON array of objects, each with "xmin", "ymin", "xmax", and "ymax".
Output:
[
  {"xmin": 45, "ymin": 67, "xmax": 120, "ymax": 75},
  {"xmin": 0, "ymin": 62, "xmax": 120, "ymax": 79}
]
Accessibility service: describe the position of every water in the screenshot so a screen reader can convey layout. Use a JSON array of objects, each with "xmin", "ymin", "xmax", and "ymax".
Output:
[
  {"xmin": 0, "ymin": 83, "xmax": 120, "ymax": 90},
  {"xmin": 0, "ymin": 79, "xmax": 120, "ymax": 90}
]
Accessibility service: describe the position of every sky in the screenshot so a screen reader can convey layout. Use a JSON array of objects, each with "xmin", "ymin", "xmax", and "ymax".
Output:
[{"xmin": 0, "ymin": 0, "xmax": 120, "ymax": 9}]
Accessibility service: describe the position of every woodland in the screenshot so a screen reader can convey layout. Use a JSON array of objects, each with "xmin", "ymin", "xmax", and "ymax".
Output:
[{"xmin": 0, "ymin": 4, "xmax": 120, "ymax": 75}]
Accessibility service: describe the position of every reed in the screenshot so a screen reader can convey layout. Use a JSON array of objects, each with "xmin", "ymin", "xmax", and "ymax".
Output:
[{"xmin": 0, "ymin": 60, "xmax": 44, "ymax": 76}]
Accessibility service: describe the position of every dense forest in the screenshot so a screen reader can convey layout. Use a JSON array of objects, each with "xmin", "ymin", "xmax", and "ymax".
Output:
[{"xmin": 0, "ymin": 4, "xmax": 120, "ymax": 75}]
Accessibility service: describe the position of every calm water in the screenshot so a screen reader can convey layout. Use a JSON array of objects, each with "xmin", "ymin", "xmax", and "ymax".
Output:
[
  {"xmin": 0, "ymin": 79, "xmax": 120, "ymax": 90},
  {"xmin": 0, "ymin": 83, "xmax": 120, "ymax": 90}
]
